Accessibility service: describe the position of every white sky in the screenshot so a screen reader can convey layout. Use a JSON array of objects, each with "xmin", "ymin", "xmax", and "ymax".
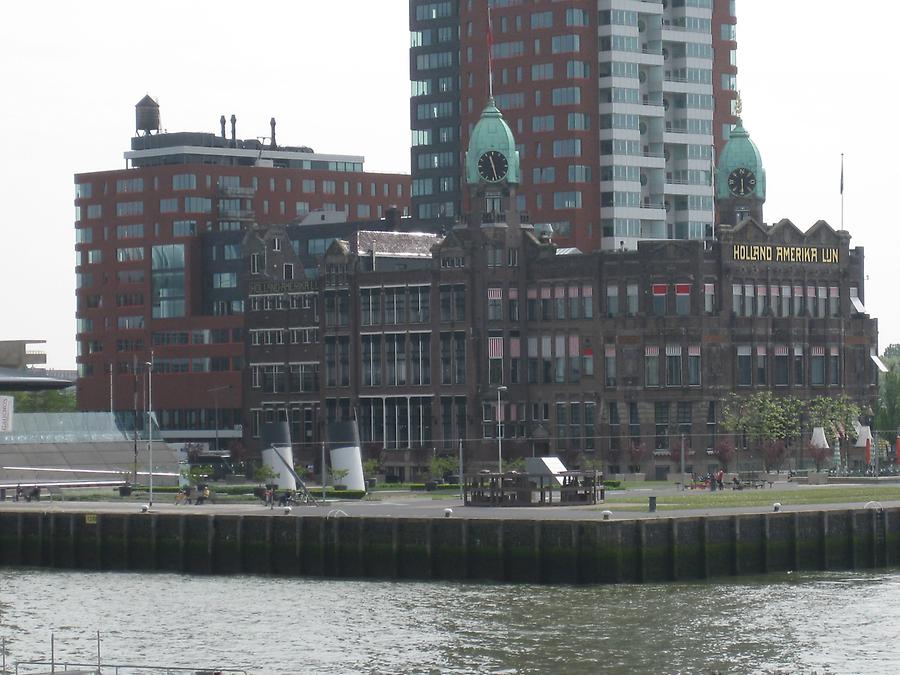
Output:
[{"xmin": 0, "ymin": 1, "xmax": 896, "ymax": 369}]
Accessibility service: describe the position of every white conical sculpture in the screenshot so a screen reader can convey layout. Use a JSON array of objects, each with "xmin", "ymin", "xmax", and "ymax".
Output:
[
  {"xmin": 855, "ymin": 425, "xmax": 873, "ymax": 448},
  {"xmin": 810, "ymin": 426, "xmax": 829, "ymax": 449}
]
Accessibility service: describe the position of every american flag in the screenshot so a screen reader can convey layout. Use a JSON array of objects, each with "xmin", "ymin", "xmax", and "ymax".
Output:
[{"xmin": 488, "ymin": 337, "xmax": 503, "ymax": 359}]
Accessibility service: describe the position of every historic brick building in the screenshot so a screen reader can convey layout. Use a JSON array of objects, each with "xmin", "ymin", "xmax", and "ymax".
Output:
[{"xmin": 241, "ymin": 100, "xmax": 879, "ymax": 480}]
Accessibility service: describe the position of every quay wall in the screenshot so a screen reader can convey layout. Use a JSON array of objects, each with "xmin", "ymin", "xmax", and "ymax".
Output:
[{"xmin": 0, "ymin": 509, "xmax": 897, "ymax": 583}]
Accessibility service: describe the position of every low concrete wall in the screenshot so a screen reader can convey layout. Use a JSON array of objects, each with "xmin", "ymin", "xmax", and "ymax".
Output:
[{"xmin": 0, "ymin": 508, "xmax": 897, "ymax": 584}]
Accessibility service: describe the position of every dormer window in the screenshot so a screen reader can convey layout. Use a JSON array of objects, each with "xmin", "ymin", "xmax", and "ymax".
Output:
[{"xmin": 273, "ymin": 237, "xmax": 282, "ymax": 252}]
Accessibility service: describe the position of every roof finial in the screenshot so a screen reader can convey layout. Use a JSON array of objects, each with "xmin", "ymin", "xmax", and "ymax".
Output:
[{"xmin": 735, "ymin": 90, "xmax": 743, "ymax": 119}]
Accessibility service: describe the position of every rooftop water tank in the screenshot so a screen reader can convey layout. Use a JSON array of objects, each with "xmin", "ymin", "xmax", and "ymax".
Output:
[{"xmin": 135, "ymin": 95, "xmax": 160, "ymax": 135}]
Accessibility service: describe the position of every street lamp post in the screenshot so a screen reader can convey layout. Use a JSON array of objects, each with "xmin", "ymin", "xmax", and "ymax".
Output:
[
  {"xmin": 497, "ymin": 385, "xmax": 507, "ymax": 473},
  {"xmin": 207, "ymin": 384, "xmax": 231, "ymax": 454},
  {"xmin": 146, "ymin": 354, "xmax": 154, "ymax": 507}
]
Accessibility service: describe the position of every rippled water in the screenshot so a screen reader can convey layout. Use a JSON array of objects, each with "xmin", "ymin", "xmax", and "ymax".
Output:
[{"xmin": 1, "ymin": 568, "xmax": 899, "ymax": 674}]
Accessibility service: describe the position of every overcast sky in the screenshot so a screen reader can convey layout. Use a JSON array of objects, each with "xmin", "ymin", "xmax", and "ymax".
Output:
[{"xmin": 0, "ymin": 1, "xmax": 896, "ymax": 369}]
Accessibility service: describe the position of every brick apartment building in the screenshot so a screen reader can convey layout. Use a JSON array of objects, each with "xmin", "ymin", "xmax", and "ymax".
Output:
[{"xmin": 74, "ymin": 97, "xmax": 410, "ymax": 448}]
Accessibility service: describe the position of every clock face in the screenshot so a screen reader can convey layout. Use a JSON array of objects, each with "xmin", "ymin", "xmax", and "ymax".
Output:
[
  {"xmin": 727, "ymin": 167, "xmax": 757, "ymax": 197},
  {"xmin": 477, "ymin": 150, "xmax": 509, "ymax": 182}
]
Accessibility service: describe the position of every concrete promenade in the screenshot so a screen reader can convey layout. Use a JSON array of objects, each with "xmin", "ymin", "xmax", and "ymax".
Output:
[{"xmin": 2, "ymin": 482, "xmax": 898, "ymax": 521}]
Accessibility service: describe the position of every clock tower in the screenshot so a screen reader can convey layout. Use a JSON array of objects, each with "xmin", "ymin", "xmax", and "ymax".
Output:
[
  {"xmin": 463, "ymin": 98, "xmax": 522, "ymax": 229},
  {"xmin": 715, "ymin": 120, "xmax": 766, "ymax": 225}
]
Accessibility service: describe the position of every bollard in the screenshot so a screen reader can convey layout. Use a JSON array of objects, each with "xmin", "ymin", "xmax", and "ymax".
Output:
[
  {"xmin": 649, "ymin": 496, "xmax": 657, "ymax": 513},
  {"xmin": 602, "ymin": 510, "xmax": 613, "ymax": 521}
]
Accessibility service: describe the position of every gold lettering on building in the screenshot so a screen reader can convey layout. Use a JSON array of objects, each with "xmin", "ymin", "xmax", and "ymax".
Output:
[{"xmin": 732, "ymin": 244, "xmax": 839, "ymax": 264}]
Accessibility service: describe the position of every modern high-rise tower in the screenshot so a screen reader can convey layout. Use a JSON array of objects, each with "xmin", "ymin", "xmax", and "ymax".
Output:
[{"xmin": 410, "ymin": 0, "xmax": 738, "ymax": 252}]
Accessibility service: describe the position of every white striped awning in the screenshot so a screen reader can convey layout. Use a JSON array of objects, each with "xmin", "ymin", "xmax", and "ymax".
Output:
[
  {"xmin": 554, "ymin": 285, "xmax": 566, "ymax": 298},
  {"xmin": 541, "ymin": 287, "xmax": 552, "ymax": 299},
  {"xmin": 488, "ymin": 337, "xmax": 503, "ymax": 359},
  {"xmin": 509, "ymin": 286, "xmax": 519, "ymax": 300},
  {"xmin": 775, "ymin": 346, "xmax": 789, "ymax": 356},
  {"xmin": 794, "ymin": 285, "xmax": 804, "ymax": 296},
  {"xmin": 733, "ymin": 283, "xmax": 742, "ymax": 295},
  {"xmin": 818, "ymin": 286, "xmax": 827, "ymax": 298},
  {"xmin": 605, "ymin": 345, "xmax": 616, "ymax": 357},
  {"xmin": 568, "ymin": 284, "xmax": 580, "ymax": 297},
  {"xmin": 757, "ymin": 284, "xmax": 767, "ymax": 296},
  {"xmin": 871, "ymin": 350, "xmax": 889, "ymax": 373},
  {"xmin": 744, "ymin": 284, "xmax": 754, "ymax": 295},
  {"xmin": 569, "ymin": 335, "xmax": 580, "ymax": 356},
  {"xmin": 794, "ymin": 345, "xmax": 804, "ymax": 356},
  {"xmin": 688, "ymin": 345, "xmax": 701, "ymax": 356},
  {"xmin": 830, "ymin": 346, "xmax": 839, "ymax": 356},
  {"xmin": 806, "ymin": 286, "xmax": 816, "ymax": 297},
  {"xmin": 487, "ymin": 288, "xmax": 503, "ymax": 300},
  {"xmin": 666, "ymin": 345, "xmax": 682, "ymax": 356},
  {"xmin": 645, "ymin": 346, "xmax": 659, "ymax": 357},
  {"xmin": 756, "ymin": 346, "xmax": 767, "ymax": 356},
  {"xmin": 582, "ymin": 284, "xmax": 593, "ymax": 297},
  {"xmin": 770, "ymin": 285, "xmax": 780, "ymax": 297},
  {"xmin": 811, "ymin": 346, "xmax": 825, "ymax": 356},
  {"xmin": 704, "ymin": 283, "xmax": 715, "ymax": 294},
  {"xmin": 737, "ymin": 346, "xmax": 751, "ymax": 356}
]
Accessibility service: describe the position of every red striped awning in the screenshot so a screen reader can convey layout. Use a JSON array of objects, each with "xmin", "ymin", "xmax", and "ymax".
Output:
[
  {"xmin": 508, "ymin": 287, "xmax": 518, "ymax": 299},
  {"xmin": 770, "ymin": 285, "xmax": 780, "ymax": 297},
  {"xmin": 794, "ymin": 285, "xmax": 804, "ymax": 296},
  {"xmin": 568, "ymin": 284, "xmax": 580, "ymax": 297},
  {"xmin": 829, "ymin": 286, "xmax": 839, "ymax": 298},
  {"xmin": 488, "ymin": 288, "xmax": 502, "ymax": 300},
  {"xmin": 775, "ymin": 346, "xmax": 789, "ymax": 356},
  {"xmin": 541, "ymin": 287, "xmax": 552, "ymax": 299},
  {"xmin": 645, "ymin": 346, "xmax": 659, "ymax": 356},
  {"xmin": 675, "ymin": 284, "xmax": 690, "ymax": 295},
  {"xmin": 527, "ymin": 287, "xmax": 538, "ymax": 299},
  {"xmin": 757, "ymin": 284, "xmax": 767, "ymax": 296},
  {"xmin": 605, "ymin": 345, "xmax": 616, "ymax": 357},
  {"xmin": 652, "ymin": 284, "xmax": 667, "ymax": 296},
  {"xmin": 756, "ymin": 346, "xmax": 767, "ymax": 356},
  {"xmin": 830, "ymin": 346, "xmax": 839, "ymax": 356},
  {"xmin": 688, "ymin": 345, "xmax": 701, "ymax": 356},
  {"xmin": 582, "ymin": 284, "xmax": 593, "ymax": 297},
  {"xmin": 554, "ymin": 285, "xmax": 566, "ymax": 299},
  {"xmin": 510, "ymin": 337, "xmax": 521, "ymax": 358}
]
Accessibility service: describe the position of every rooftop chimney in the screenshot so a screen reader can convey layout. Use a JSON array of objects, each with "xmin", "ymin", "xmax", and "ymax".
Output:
[
  {"xmin": 220, "ymin": 115, "xmax": 226, "ymax": 140},
  {"xmin": 270, "ymin": 117, "xmax": 277, "ymax": 149},
  {"xmin": 230, "ymin": 114, "xmax": 237, "ymax": 147}
]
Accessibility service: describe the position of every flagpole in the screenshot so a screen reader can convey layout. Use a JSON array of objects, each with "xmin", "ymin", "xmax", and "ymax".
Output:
[
  {"xmin": 840, "ymin": 153, "xmax": 844, "ymax": 232},
  {"xmin": 487, "ymin": 7, "xmax": 494, "ymax": 99}
]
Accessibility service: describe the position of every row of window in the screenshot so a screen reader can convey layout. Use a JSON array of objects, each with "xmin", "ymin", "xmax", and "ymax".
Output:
[{"xmin": 731, "ymin": 283, "xmax": 859, "ymax": 319}]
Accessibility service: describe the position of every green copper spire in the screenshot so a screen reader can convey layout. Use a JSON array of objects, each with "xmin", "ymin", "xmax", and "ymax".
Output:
[
  {"xmin": 465, "ymin": 98, "xmax": 520, "ymax": 185},
  {"xmin": 716, "ymin": 119, "xmax": 766, "ymax": 201}
]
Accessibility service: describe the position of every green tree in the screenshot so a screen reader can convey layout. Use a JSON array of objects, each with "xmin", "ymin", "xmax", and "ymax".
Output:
[
  {"xmin": 721, "ymin": 392, "xmax": 803, "ymax": 450},
  {"xmin": 805, "ymin": 394, "xmax": 861, "ymax": 466},
  {"xmin": 363, "ymin": 457, "xmax": 382, "ymax": 479},
  {"xmin": 429, "ymin": 454, "xmax": 457, "ymax": 480},
  {"xmin": 254, "ymin": 463, "xmax": 279, "ymax": 485},
  {"xmin": 2, "ymin": 389, "xmax": 76, "ymax": 413},
  {"xmin": 875, "ymin": 367, "xmax": 900, "ymax": 448}
]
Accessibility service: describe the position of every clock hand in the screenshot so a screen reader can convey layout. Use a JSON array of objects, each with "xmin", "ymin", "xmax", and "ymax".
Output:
[{"xmin": 490, "ymin": 154, "xmax": 497, "ymax": 179}]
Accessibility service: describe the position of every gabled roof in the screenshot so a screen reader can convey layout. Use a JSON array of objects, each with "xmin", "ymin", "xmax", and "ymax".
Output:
[{"xmin": 354, "ymin": 230, "xmax": 442, "ymax": 258}]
